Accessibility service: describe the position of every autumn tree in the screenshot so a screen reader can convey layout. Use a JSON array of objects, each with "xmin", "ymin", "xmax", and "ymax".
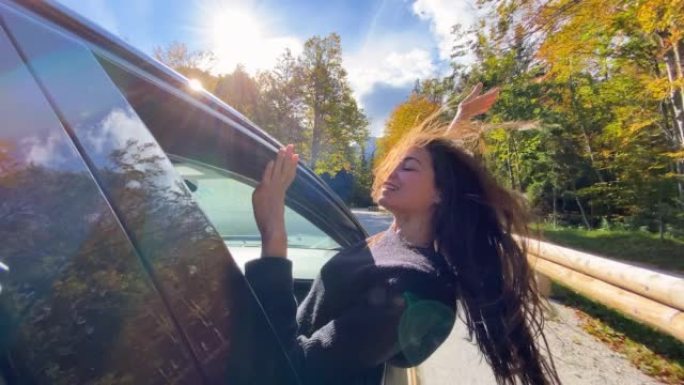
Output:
[
  {"xmin": 153, "ymin": 41, "xmax": 218, "ymax": 91},
  {"xmin": 296, "ymin": 34, "xmax": 369, "ymax": 172},
  {"xmin": 375, "ymin": 95, "xmax": 440, "ymax": 167},
  {"xmin": 214, "ymin": 64, "xmax": 260, "ymax": 119}
]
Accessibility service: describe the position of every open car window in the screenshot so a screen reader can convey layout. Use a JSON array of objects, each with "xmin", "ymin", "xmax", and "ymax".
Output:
[
  {"xmin": 170, "ymin": 155, "xmax": 341, "ymax": 280},
  {"xmin": 90, "ymin": 52, "xmax": 365, "ymax": 281},
  {"xmin": 92, "ymin": 52, "xmax": 367, "ymax": 252},
  {"xmin": 171, "ymin": 155, "xmax": 340, "ymax": 250}
]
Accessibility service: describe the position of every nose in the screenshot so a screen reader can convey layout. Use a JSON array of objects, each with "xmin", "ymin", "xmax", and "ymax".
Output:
[{"xmin": 387, "ymin": 166, "xmax": 400, "ymax": 181}]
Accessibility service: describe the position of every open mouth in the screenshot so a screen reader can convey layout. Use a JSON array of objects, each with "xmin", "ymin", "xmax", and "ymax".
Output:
[{"xmin": 382, "ymin": 182, "xmax": 398, "ymax": 191}]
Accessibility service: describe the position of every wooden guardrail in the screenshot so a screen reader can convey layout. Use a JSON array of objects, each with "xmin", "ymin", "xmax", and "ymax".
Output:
[{"xmin": 519, "ymin": 236, "xmax": 684, "ymax": 342}]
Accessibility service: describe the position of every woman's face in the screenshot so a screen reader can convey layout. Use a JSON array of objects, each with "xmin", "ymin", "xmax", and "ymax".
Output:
[{"xmin": 377, "ymin": 146, "xmax": 440, "ymax": 216}]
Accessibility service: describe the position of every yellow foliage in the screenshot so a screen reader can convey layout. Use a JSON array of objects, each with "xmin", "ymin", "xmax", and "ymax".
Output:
[
  {"xmin": 374, "ymin": 95, "xmax": 439, "ymax": 167},
  {"xmin": 636, "ymin": 0, "xmax": 684, "ymax": 37},
  {"xmin": 665, "ymin": 149, "xmax": 684, "ymax": 160}
]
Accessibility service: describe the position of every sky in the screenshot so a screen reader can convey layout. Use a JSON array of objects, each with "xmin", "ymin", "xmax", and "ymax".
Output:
[{"xmin": 55, "ymin": 0, "xmax": 479, "ymax": 137}]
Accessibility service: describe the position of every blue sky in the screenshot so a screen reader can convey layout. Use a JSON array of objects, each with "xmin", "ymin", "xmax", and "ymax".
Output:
[{"xmin": 55, "ymin": 0, "xmax": 478, "ymax": 136}]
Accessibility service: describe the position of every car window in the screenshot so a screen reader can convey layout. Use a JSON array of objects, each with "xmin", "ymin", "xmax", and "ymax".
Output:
[
  {"xmin": 0, "ymin": 5, "xmax": 300, "ymax": 384},
  {"xmin": 170, "ymin": 156, "xmax": 340, "ymax": 279},
  {"xmin": 91, "ymin": 54, "xmax": 367, "ymax": 252},
  {"xmin": 91, "ymin": 54, "xmax": 362, "ymax": 281},
  {"xmin": 173, "ymin": 157, "xmax": 339, "ymax": 250},
  {"xmin": 0, "ymin": 19, "xmax": 204, "ymax": 384}
]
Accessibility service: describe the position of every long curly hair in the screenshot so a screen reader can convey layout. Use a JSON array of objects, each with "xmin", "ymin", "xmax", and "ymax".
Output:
[{"xmin": 371, "ymin": 118, "xmax": 562, "ymax": 385}]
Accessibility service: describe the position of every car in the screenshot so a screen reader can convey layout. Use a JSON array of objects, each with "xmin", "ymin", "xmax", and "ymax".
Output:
[{"xmin": 0, "ymin": 1, "xmax": 422, "ymax": 384}]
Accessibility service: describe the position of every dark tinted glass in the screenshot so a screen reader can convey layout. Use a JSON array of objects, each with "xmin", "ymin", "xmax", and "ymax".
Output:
[
  {"xmin": 0, "ymin": 19, "xmax": 204, "ymax": 385},
  {"xmin": 1, "ymin": 5, "xmax": 300, "ymax": 384}
]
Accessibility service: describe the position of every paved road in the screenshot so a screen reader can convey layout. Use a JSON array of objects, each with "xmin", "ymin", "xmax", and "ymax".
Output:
[{"xmin": 350, "ymin": 209, "xmax": 661, "ymax": 385}]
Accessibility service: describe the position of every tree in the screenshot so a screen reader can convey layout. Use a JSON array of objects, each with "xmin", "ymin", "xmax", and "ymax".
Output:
[
  {"xmin": 215, "ymin": 64, "xmax": 260, "ymax": 119},
  {"xmin": 254, "ymin": 50, "xmax": 309, "ymax": 156},
  {"xmin": 459, "ymin": 0, "xmax": 684, "ymax": 232},
  {"xmin": 296, "ymin": 34, "xmax": 369, "ymax": 171},
  {"xmin": 152, "ymin": 41, "xmax": 218, "ymax": 91},
  {"xmin": 375, "ymin": 95, "xmax": 440, "ymax": 167}
]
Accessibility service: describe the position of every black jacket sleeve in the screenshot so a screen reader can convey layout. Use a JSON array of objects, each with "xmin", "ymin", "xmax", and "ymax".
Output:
[{"xmin": 244, "ymin": 257, "xmax": 456, "ymax": 385}]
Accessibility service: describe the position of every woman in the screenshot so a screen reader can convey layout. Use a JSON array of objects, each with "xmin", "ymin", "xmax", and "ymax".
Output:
[{"xmin": 245, "ymin": 85, "xmax": 561, "ymax": 385}]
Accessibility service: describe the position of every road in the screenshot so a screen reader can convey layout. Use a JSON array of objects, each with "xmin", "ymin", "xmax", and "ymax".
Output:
[{"xmin": 351, "ymin": 209, "xmax": 662, "ymax": 385}]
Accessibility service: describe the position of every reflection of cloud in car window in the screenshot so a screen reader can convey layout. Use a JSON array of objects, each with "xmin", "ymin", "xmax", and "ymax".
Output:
[
  {"xmin": 86, "ymin": 107, "xmax": 165, "ymax": 172},
  {"xmin": 87, "ymin": 108, "xmax": 141, "ymax": 148},
  {"xmin": 22, "ymin": 133, "xmax": 68, "ymax": 167}
]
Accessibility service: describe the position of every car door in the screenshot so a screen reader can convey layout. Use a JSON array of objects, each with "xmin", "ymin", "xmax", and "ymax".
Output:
[
  {"xmin": 95, "ymin": 44, "xmax": 416, "ymax": 385},
  {"xmin": 0, "ymin": 13, "xmax": 205, "ymax": 385},
  {"xmin": 0, "ymin": 3, "xmax": 301, "ymax": 384},
  {"xmin": 92, "ymin": 52, "xmax": 368, "ymax": 300}
]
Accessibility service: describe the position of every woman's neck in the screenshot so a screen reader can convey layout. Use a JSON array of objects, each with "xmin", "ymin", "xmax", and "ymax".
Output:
[{"xmin": 389, "ymin": 212, "xmax": 434, "ymax": 248}]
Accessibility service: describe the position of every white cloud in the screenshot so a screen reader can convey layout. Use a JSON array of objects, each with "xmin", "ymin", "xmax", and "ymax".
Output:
[
  {"xmin": 347, "ymin": 48, "xmax": 435, "ymax": 101},
  {"xmin": 343, "ymin": 31, "xmax": 439, "ymax": 137},
  {"xmin": 23, "ymin": 134, "xmax": 67, "ymax": 167},
  {"xmin": 411, "ymin": 0, "xmax": 477, "ymax": 61}
]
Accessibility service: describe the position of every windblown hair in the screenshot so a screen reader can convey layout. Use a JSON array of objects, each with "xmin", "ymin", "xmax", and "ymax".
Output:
[{"xmin": 371, "ymin": 117, "xmax": 562, "ymax": 385}]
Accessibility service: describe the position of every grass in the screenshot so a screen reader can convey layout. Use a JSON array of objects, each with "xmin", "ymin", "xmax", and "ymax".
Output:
[
  {"xmin": 551, "ymin": 283, "xmax": 684, "ymax": 384},
  {"xmin": 531, "ymin": 224, "xmax": 684, "ymax": 274}
]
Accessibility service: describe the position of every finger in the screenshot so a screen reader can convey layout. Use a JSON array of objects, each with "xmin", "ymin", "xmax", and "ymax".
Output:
[
  {"xmin": 285, "ymin": 153, "xmax": 298, "ymax": 184},
  {"xmin": 463, "ymin": 82, "xmax": 483, "ymax": 102},
  {"xmin": 277, "ymin": 146, "xmax": 291, "ymax": 180},
  {"xmin": 446, "ymin": 113, "xmax": 460, "ymax": 133},
  {"xmin": 479, "ymin": 87, "xmax": 499, "ymax": 100},
  {"xmin": 273, "ymin": 147, "xmax": 285, "ymax": 182},
  {"xmin": 261, "ymin": 160, "xmax": 274, "ymax": 184},
  {"xmin": 472, "ymin": 88, "xmax": 500, "ymax": 114}
]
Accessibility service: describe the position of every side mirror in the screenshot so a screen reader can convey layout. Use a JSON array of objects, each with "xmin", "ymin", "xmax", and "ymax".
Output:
[{"xmin": 184, "ymin": 179, "xmax": 198, "ymax": 192}]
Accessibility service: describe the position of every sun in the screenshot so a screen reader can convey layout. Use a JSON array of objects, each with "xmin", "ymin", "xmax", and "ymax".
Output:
[
  {"xmin": 210, "ymin": 9, "xmax": 263, "ymax": 73},
  {"xmin": 188, "ymin": 78, "xmax": 203, "ymax": 91},
  {"xmin": 197, "ymin": 4, "xmax": 301, "ymax": 76}
]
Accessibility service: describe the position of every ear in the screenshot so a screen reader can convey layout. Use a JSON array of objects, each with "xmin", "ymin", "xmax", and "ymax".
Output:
[{"xmin": 433, "ymin": 192, "xmax": 442, "ymax": 204}]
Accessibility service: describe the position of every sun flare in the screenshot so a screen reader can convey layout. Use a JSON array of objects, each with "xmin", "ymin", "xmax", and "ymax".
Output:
[
  {"xmin": 188, "ymin": 78, "xmax": 203, "ymax": 91},
  {"xmin": 199, "ymin": 5, "xmax": 300, "ymax": 75}
]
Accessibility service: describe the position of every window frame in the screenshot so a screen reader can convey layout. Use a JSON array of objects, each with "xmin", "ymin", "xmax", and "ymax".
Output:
[{"xmin": 91, "ymin": 49, "xmax": 368, "ymax": 250}]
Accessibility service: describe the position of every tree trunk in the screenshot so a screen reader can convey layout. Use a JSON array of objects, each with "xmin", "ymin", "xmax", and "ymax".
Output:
[
  {"xmin": 569, "ymin": 78, "xmax": 604, "ymax": 183},
  {"xmin": 659, "ymin": 212, "xmax": 665, "ymax": 241},
  {"xmin": 507, "ymin": 135, "xmax": 517, "ymax": 189},
  {"xmin": 672, "ymin": 38, "xmax": 684, "ymax": 128},
  {"xmin": 552, "ymin": 187, "xmax": 557, "ymax": 229},
  {"xmin": 660, "ymin": 36, "xmax": 684, "ymax": 145},
  {"xmin": 510, "ymin": 134, "xmax": 522, "ymax": 188},
  {"xmin": 658, "ymin": 34, "xmax": 684, "ymax": 202},
  {"xmin": 574, "ymin": 189, "xmax": 592, "ymax": 230},
  {"xmin": 310, "ymin": 107, "xmax": 324, "ymax": 169}
]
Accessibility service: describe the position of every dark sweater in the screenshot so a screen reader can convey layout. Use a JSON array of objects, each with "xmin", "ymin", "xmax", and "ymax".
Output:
[{"xmin": 244, "ymin": 230, "xmax": 458, "ymax": 385}]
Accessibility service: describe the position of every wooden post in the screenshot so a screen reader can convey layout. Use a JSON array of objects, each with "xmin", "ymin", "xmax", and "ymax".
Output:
[
  {"xmin": 521, "ymin": 236, "xmax": 684, "ymax": 311},
  {"xmin": 528, "ymin": 255, "xmax": 684, "ymax": 342}
]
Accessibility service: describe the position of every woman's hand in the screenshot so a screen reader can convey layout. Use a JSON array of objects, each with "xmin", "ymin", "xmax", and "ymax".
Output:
[
  {"xmin": 252, "ymin": 144, "xmax": 299, "ymax": 258},
  {"xmin": 447, "ymin": 82, "xmax": 500, "ymax": 132}
]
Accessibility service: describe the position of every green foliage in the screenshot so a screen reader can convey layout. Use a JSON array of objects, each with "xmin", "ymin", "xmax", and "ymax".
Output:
[
  {"xmin": 534, "ymin": 223, "xmax": 684, "ymax": 272},
  {"xmin": 428, "ymin": 0, "xmax": 684, "ymax": 235},
  {"xmin": 154, "ymin": 35, "xmax": 371, "ymax": 202}
]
